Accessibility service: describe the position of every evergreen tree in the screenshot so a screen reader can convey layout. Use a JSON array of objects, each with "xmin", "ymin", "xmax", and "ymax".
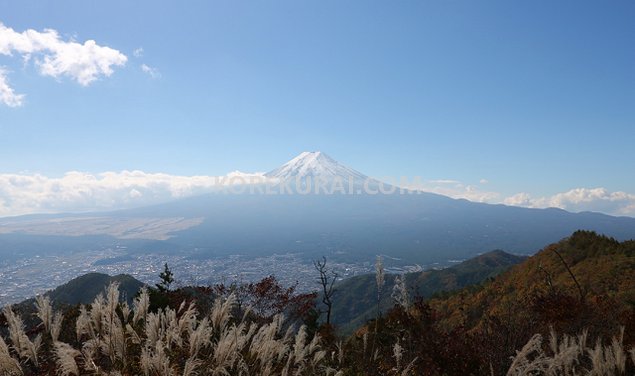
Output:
[{"xmin": 156, "ymin": 263, "xmax": 174, "ymax": 292}]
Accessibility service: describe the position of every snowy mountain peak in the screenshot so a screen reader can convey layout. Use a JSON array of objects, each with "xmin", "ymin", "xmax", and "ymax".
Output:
[{"xmin": 265, "ymin": 152, "xmax": 369, "ymax": 181}]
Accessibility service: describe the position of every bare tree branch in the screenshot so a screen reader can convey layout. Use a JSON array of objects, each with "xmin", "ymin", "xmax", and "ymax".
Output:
[{"xmin": 314, "ymin": 256, "xmax": 338, "ymax": 326}]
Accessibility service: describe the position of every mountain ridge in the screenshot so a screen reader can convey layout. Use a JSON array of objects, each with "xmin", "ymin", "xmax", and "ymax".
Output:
[{"xmin": 430, "ymin": 230, "xmax": 635, "ymax": 331}]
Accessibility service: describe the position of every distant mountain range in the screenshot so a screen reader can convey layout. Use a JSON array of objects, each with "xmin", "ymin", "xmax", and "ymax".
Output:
[{"xmin": 1, "ymin": 152, "xmax": 634, "ymax": 265}]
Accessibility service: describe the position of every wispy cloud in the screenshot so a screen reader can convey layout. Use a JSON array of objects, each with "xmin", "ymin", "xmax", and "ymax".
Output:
[
  {"xmin": 133, "ymin": 47, "xmax": 144, "ymax": 57},
  {"xmin": 141, "ymin": 64, "xmax": 161, "ymax": 79},
  {"xmin": 0, "ymin": 22, "xmax": 127, "ymax": 106},
  {"xmin": 428, "ymin": 179, "xmax": 461, "ymax": 185},
  {"xmin": 0, "ymin": 67, "xmax": 24, "ymax": 107}
]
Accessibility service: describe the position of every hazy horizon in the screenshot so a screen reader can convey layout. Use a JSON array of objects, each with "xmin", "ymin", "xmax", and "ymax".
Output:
[{"xmin": 0, "ymin": 150, "xmax": 633, "ymax": 217}]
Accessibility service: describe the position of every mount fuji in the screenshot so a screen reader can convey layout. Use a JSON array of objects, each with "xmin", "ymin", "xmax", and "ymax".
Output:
[
  {"xmin": 257, "ymin": 151, "xmax": 385, "ymax": 194},
  {"xmin": 1, "ymin": 152, "xmax": 635, "ymax": 265},
  {"xmin": 265, "ymin": 151, "xmax": 369, "ymax": 182}
]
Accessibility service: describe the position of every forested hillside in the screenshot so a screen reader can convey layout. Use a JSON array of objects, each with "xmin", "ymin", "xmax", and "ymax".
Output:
[
  {"xmin": 343, "ymin": 230, "xmax": 635, "ymax": 374},
  {"xmin": 431, "ymin": 230, "xmax": 635, "ymax": 331},
  {"xmin": 330, "ymin": 250, "xmax": 526, "ymax": 334}
]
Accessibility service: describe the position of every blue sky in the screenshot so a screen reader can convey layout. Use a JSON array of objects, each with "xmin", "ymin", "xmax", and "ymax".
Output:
[{"xmin": 0, "ymin": 1, "xmax": 634, "ymax": 216}]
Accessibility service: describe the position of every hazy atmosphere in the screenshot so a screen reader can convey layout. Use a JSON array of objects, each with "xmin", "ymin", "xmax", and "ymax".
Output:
[{"xmin": 1, "ymin": 1, "xmax": 634, "ymax": 217}]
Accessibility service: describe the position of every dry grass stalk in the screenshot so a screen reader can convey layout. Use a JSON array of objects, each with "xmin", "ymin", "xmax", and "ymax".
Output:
[
  {"xmin": 53, "ymin": 341, "xmax": 81, "ymax": 376},
  {"xmin": 2, "ymin": 306, "xmax": 41, "ymax": 367},
  {"xmin": 0, "ymin": 335, "xmax": 22, "ymax": 375},
  {"xmin": 507, "ymin": 327, "xmax": 634, "ymax": 376}
]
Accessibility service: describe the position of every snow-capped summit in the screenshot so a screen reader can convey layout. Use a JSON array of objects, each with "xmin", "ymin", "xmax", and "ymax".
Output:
[{"xmin": 265, "ymin": 151, "xmax": 369, "ymax": 182}]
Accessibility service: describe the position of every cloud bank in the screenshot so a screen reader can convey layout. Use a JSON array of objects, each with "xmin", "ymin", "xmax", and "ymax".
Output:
[
  {"xmin": 0, "ymin": 170, "xmax": 265, "ymax": 217},
  {"xmin": 400, "ymin": 179, "xmax": 635, "ymax": 216},
  {"xmin": 504, "ymin": 188, "xmax": 635, "ymax": 217},
  {"xmin": 0, "ymin": 171, "xmax": 633, "ymax": 217},
  {"xmin": 0, "ymin": 22, "xmax": 127, "ymax": 106}
]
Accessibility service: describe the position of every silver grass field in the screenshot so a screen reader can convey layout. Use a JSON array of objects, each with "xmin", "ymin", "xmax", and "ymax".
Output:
[{"xmin": 0, "ymin": 282, "xmax": 634, "ymax": 375}]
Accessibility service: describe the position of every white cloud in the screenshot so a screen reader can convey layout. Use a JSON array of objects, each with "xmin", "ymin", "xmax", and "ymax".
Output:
[
  {"xmin": 404, "ymin": 178, "xmax": 635, "ymax": 216},
  {"xmin": 0, "ymin": 170, "xmax": 268, "ymax": 217},
  {"xmin": 133, "ymin": 47, "xmax": 144, "ymax": 58},
  {"xmin": 479, "ymin": 178, "xmax": 489, "ymax": 185},
  {"xmin": 503, "ymin": 192, "xmax": 534, "ymax": 207},
  {"xmin": 141, "ymin": 64, "xmax": 161, "ymax": 78},
  {"xmin": 0, "ymin": 67, "xmax": 24, "ymax": 107},
  {"xmin": 503, "ymin": 188, "xmax": 635, "ymax": 216},
  {"xmin": 0, "ymin": 22, "xmax": 127, "ymax": 106}
]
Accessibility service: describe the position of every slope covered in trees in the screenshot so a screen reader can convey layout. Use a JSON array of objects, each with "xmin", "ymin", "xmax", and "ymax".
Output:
[
  {"xmin": 329, "ymin": 250, "xmax": 526, "ymax": 333},
  {"xmin": 45, "ymin": 273, "xmax": 144, "ymax": 306},
  {"xmin": 331, "ymin": 231, "xmax": 635, "ymax": 375},
  {"xmin": 431, "ymin": 230, "xmax": 635, "ymax": 331}
]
